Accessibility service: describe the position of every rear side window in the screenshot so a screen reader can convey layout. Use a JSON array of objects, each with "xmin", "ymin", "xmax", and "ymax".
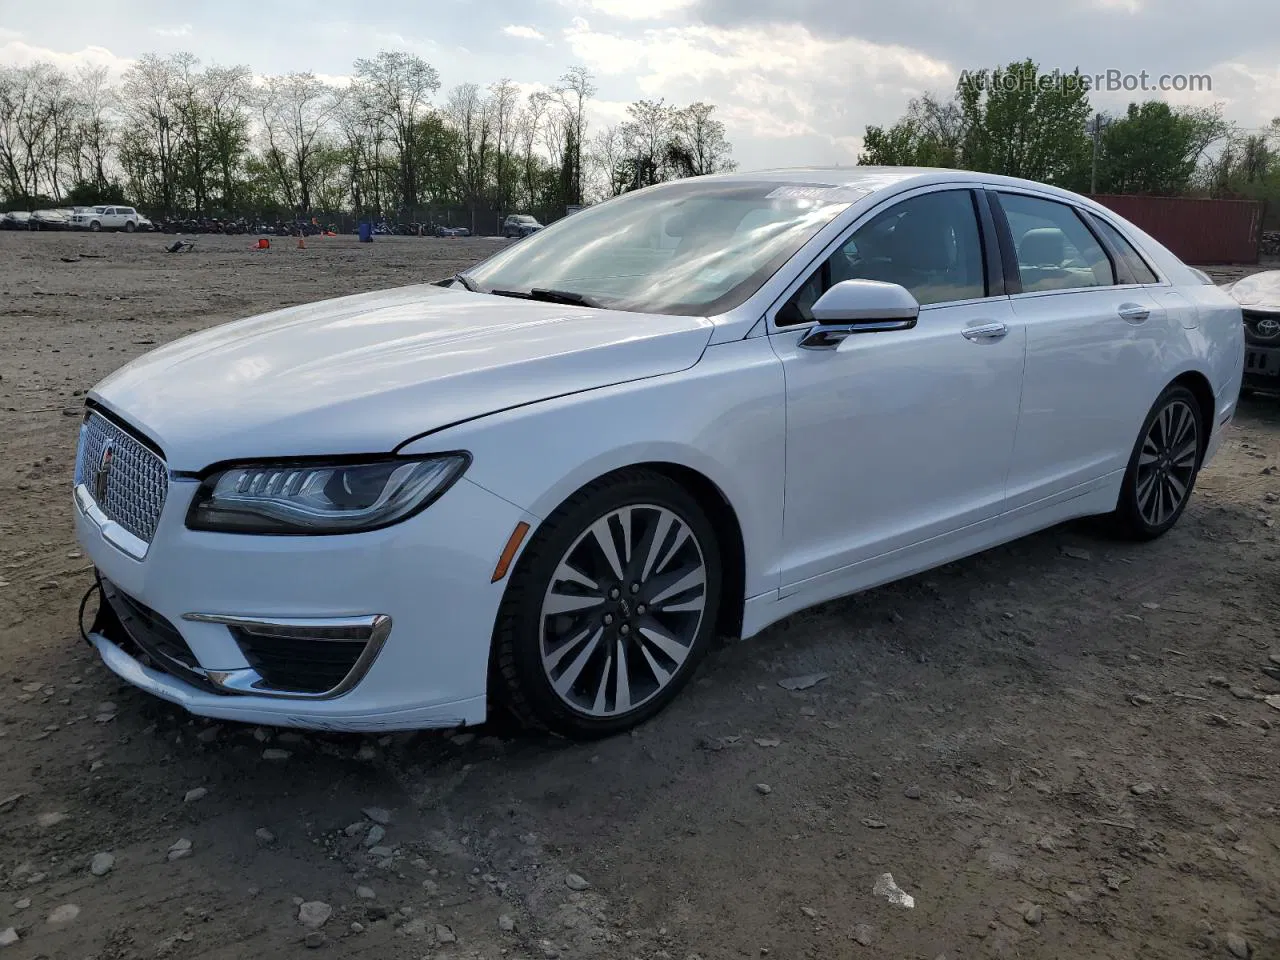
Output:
[
  {"xmin": 1088, "ymin": 215, "xmax": 1159, "ymax": 284},
  {"xmin": 997, "ymin": 193, "xmax": 1115, "ymax": 292}
]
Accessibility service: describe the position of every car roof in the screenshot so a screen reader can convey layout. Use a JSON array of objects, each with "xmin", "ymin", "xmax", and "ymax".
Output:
[{"xmin": 705, "ymin": 165, "xmax": 1099, "ymax": 206}]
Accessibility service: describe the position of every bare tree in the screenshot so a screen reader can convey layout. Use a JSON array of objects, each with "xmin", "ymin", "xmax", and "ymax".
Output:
[
  {"xmin": 72, "ymin": 66, "xmax": 116, "ymax": 195},
  {"xmin": 352, "ymin": 51, "xmax": 440, "ymax": 211},
  {"xmin": 590, "ymin": 124, "xmax": 626, "ymax": 199},
  {"xmin": 0, "ymin": 63, "xmax": 80, "ymax": 204},
  {"xmin": 446, "ymin": 82, "xmax": 492, "ymax": 231},
  {"xmin": 200, "ymin": 64, "xmax": 253, "ymax": 210},
  {"xmin": 669, "ymin": 102, "xmax": 736, "ymax": 177},
  {"xmin": 555, "ymin": 66, "xmax": 595, "ymax": 204},
  {"xmin": 516, "ymin": 91, "xmax": 547, "ymax": 211},
  {"xmin": 336, "ymin": 83, "xmax": 388, "ymax": 214},
  {"xmin": 620, "ymin": 98, "xmax": 675, "ymax": 190},
  {"xmin": 487, "ymin": 79, "xmax": 520, "ymax": 215},
  {"xmin": 119, "ymin": 53, "xmax": 188, "ymax": 211},
  {"xmin": 258, "ymin": 72, "xmax": 342, "ymax": 212}
]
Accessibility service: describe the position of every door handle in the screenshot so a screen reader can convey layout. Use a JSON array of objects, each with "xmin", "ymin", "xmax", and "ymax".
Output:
[
  {"xmin": 1117, "ymin": 302, "xmax": 1150, "ymax": 323},
  {"xmin": 961, "ymin": 321, "xmax": 1008, "ymax": 341}
]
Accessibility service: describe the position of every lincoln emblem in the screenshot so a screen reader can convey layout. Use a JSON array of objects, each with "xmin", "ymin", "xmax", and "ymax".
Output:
[{"xmin": 93, "ymin": 441, "xmax": 114, "ymax": 502}]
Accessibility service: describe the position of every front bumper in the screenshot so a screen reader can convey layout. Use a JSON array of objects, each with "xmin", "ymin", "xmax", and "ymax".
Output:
[
  {"xmin": 1244, "ymin": 343, "xmax": 1280, "ymax": 390},
  {"xmin": 75, "ymin": 472, "xmax": 533, "ymax": 731}
]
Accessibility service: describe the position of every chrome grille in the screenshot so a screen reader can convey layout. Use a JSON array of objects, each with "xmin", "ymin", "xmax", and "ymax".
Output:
[{"xmin": 75, "ymin": 411, "xmax": 168, "ymax": 543}]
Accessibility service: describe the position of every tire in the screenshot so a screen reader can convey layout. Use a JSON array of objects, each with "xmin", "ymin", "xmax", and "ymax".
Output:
[
  {"xmin": 1108, "ymin": 384, "xmax": 1203, "ymax": 541},
  {"xmin": 89, "ymin": 221, "xmax": 100, "ymax": 232},
  {"xmin": 492, "ymin": 468, "xmax": 723, "ymax": 739},
  {"xmin": 124, "ymin": 221, "xmax": 135, "ymax": 233}
]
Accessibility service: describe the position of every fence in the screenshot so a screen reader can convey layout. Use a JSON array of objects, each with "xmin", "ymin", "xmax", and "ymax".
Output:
[
  {"xmin": 1088, "ymin": 194, "xmax": 1266, "ymax": 265},
  {"xmin": 305, "ymin": 204, "xmax": 566, "ymax": 236}
]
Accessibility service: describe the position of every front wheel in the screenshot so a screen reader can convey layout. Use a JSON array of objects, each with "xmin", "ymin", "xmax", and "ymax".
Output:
[
  {"xmin": 124, "ymin": 221, "xmax": 135, "ymax": 233},
  {"xmin": 1108, "ymin": 384, "xmax": 1203, "ymax": 540},
  {"xmin": 491, "ymin": 469, "xmax": 722, "ymax": 739},
  {"xmin": 89, "ymin": 221, "xmax": 100, "ymax": 232}
]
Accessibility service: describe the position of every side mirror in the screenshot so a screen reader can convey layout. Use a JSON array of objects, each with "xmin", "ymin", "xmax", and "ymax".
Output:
[{"xmin": 801, "ymin": 279, "xmax": 920, "ymax": 350}]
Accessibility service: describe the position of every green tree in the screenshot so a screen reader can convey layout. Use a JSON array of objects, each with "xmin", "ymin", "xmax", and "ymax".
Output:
[
  {"xmin": 859, "ymin": 93, "xmax": 962, "ymax": 167},
  {"xmin": 957, "ymin": 61, "xmax": 1092, "ymax": 188},
  {"xmin": 860, "ymin": 61, "xmax": 1092, "ymax": 189},
  {"xmin": 1099, "ymin": 101, "xmax": 1228, "ymax": 194}
]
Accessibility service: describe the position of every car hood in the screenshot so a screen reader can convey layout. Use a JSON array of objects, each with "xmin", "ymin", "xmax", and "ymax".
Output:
[
  {"xmin": 90, "ymin": 284, "xmax": 714, "ymax": 471},
  {"xmin": 1225, "ymin": 270, "xmax": 1280, "ymax": 312}
]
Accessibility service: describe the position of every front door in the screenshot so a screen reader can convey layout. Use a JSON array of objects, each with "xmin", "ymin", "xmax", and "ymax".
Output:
[{"xmin": 770, "ymin": 187, "xmax": 1026, "ymax": 590}]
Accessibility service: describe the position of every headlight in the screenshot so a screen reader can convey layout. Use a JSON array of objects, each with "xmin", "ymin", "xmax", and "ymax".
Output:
[{"xmin": 186, "ymin": 454, "xmax": 469, "ymax": 534}]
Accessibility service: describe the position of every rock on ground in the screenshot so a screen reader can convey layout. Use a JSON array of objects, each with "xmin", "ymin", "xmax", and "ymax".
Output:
[
  {"xmin": 298, "ymin": 901, "xmax": 332, "ymax": 928},
  {"xmin": 89, "ymin": 852, "xmax": 115, "ymax": 876}
]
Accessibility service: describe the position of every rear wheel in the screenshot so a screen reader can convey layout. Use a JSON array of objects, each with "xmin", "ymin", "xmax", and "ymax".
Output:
[
  {"xmin": 1108, "ymin": 384, "xmax": 1202, "ymax": 540},
  {"xmin": 492, "ymin": 469, "xmax": 722, "ymax": 739}
]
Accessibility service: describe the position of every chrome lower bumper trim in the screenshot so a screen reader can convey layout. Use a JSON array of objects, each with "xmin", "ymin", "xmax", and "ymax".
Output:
[
  {"xmin": 75, "ymin": 484, "xmax": 150, "ymax": 560},
  {"xmin": 180, "ymin": 613, "xmax": 392, "ymax": 700}
]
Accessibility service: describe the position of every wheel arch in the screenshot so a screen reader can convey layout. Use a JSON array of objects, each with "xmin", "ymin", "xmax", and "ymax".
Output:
[
  {"xmin": 634, "ymin": 461, "xmax": 746, "ymax": 639},
  {"xmin": 1168, "ymin": 369, "xmax": 1216, "ymax": 458},
  {"xmin": 506, "ymin": 460, "xmax": 748, "ymax": 641}
]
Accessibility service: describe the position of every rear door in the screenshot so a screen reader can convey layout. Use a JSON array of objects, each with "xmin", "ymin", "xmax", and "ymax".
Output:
[{"xmin": 991, "ymin": 190, "xmax": 1169, "ymax": 511}]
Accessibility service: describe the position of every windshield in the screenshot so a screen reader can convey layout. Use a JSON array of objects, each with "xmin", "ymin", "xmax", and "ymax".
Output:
[{"xmin": 466, "ymin": 179, "xmax": 858, "ymax": 316}]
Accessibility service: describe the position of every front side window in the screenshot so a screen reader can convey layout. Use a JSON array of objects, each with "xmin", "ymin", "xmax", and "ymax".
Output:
[
  {"xmin": 776, "ymin": 189, "xmax": 987, "ymax": 326},
  {"xmin": 998, "ymin": 193, "xmax": 1115, "ymax": 293},
  {"xmin": 465, "ymin": 179, "xmax": 859, "ymax": 316},
  {"xmin": 1088, "ymin": 214, "xmax": 1159, "ymax": 284}
]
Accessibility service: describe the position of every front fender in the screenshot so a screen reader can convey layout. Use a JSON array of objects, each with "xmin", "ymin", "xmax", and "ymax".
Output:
[{"xmin": 399, "ymin": 337, "xmax": 787, "ymax": 601}]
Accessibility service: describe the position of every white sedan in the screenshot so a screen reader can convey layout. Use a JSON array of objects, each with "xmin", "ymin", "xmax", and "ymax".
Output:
[{"xmin": 74, "ymin": 167, "xmax": 1244, "ymax": 738}]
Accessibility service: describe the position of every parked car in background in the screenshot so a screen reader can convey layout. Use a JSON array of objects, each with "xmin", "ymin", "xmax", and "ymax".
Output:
[
  {"xmin": 435, "ymin": 224, "xmax": 471, "ymax": 237},
  {"xmin": 73, "ymin": 167, "xmax": 1243, "ymax": 739},
  {"xmin": 502, "ymin": 214, "xmax": 543, "ymax": 238},
  {"xmin": 30, "ymin": 209, "xmax": 71, "ymax": 230},
  {"xmin": 70, "ymin": 205, "xmax": 152, "ymax": 232},
  {"xmin": 1223, "ymin": 270, "xmax": 1280, "ymax": 394},
  {"xmin": 1, "ymin": 211, "xmax": 31, "ymax": 230}
]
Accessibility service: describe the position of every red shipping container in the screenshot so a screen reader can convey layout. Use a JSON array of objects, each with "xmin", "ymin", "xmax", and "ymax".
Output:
[{"xmin": 1089, "ymin": 194, "xmax": 1265, "ymax": 265}]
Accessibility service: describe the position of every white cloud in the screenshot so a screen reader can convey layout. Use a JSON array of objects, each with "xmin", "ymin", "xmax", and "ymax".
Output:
[
  {"xmin": 503, "ymin": 25, "xmax": 546, "ymax": 41},
  {"xmin": 563, "ymin": 18, "xmax": 951, "ymax": 160},
  {"xmin": 0, "ymin": 38, "xmax": 134, "ymax": 79},
  {"xmin": 560, "ymin": 0, "xmax": 696, "ymax": 20},
  {"xmin": 151, "ymin": 24, "xmax": 193, "ymax": 38}
]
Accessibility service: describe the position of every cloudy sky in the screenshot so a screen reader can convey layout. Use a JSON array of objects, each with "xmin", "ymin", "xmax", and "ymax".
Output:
[{"xmin": 1, "ymin": 0, "xmax": 1277, "ymax": 171}]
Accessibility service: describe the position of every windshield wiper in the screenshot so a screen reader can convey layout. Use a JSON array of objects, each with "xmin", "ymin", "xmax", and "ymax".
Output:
[{"xmin": 489, "ymin": 287, "xmax": 602, "ymax": 309}]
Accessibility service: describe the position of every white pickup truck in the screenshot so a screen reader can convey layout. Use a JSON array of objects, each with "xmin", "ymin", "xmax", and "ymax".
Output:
[{"xmin": 70, "ymin": 205, "xmax": 152, "ymax": 232}]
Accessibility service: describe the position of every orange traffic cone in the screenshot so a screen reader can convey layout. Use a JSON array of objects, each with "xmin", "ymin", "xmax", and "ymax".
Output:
[{"xmin": 297, "ymin": 234, "xmax": 306, "ymax": 250}]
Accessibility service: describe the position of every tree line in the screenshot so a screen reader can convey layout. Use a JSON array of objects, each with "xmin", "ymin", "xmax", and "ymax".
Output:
[
  {"xmin": 0, "ymin": 52, "xmax": 736, "ymax": 225},
  {"xmin": 859, "ymin": 59, "xmax": 1280, "ymax": 207}
]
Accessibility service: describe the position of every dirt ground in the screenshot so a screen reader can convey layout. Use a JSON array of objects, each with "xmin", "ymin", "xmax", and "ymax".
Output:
[{"xmin": 1, "ymin": 231, "xmax": 1279, "ymax": 960}]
